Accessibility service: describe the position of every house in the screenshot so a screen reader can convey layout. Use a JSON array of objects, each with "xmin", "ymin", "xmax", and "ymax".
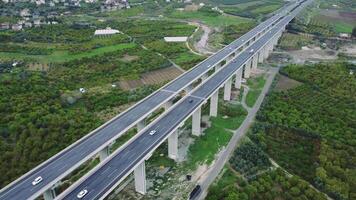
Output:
[
  {"xmin": 0, "ymin": 23, "xmax": 10, "ymax": 30},
  {"xmin": 24, "ymin": 22, "xmax": 33, "ymax": 28},
  {"xmin": 94, "ymin": 27, "xmax": 120, "ymax": 36},
  {"xmin": 11, "ymin": 24, "xmax": 23, "ymax": 31},
  {"xmin": 339, "ymin": 33, "xmax": 350, "ymax": 39}
]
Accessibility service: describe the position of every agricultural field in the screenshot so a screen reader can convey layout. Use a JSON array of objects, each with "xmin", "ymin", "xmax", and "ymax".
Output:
[
  {"xmin": 208, "ymin": 162, "xmax": 327, "ymax": 200},
  {"xmin": 278, "ymin": 33, "xmax": 313, "ymax": 50},
  {"xmin": 255, "ymin": 63, "xmax": 356, "ymax": 200},
  {"xmin": 168, "ymin": 6, "xmax": 253, "ymax": 27},
  {"xmin": 221, "ymin": 1, "xmax": 283, "ymax": 19}
]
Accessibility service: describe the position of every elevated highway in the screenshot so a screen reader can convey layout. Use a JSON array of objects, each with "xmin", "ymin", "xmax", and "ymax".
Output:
[
  {"xmin": 0, "ymin": 1, "xmax": 308, "ymax": 200},
  {"xmin": 57, "ymin": 1, "xmax": 311, "ymax": 199}
]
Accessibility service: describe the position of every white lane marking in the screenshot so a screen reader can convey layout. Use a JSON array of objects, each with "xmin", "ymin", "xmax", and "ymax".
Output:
[{"xmin": 161, "ymin": 89, "xmax": 175, "ymax": 94}]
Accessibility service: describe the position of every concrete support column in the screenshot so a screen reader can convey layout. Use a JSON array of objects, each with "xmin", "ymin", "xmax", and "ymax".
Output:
[
  {"xmin": 258, "ymin": 50, "xmax": 264, "ymax": 63},
  {"xmin": 263, "ymin": 46, "xmax": 269, "ymax": 60},
  {"xmin": 99, "ymin": 146, "xmax": 109, "ymax": 161},
  {"xmin": 215, "ymin": 62, "xmax": 222, "ymax": 72},
  {"xmin": 201, "ymin": 73, "xmax": 209, "ymax": 82},
  {"xmin": 184, "ymin": 85, "xmax": 193, "ymax": 93},
  {"xmin": 243, "ymin": 59, "xmax": 252, "ymax": 79},
  {"xmin": 134, "ymin": 161, "xmax": 146, "ymax": 195},
  {"xmin": 209, "ymin": 90, "xmax": 218, "ymax": 117},
  {"xmin": 252, "ymin": 55, "xmax": 258, "ymax": 70},
  {"xmin": 224, "ymin": 78, "xmax": 232, "ymax": 101},
  {"xmin": 234, "ymin": 69, "xmax": 242, "ymax": 89},
  {"xmin": 137, "ymin": 119, "xmax": 146, "ymax": 132},
  {"xmin": 164, "ymin": 100, "xmax": 172, "ymax": 110},
  {"xmin": 192, "ymin": 107, "xmax": 201, "ymax": 136},
  {"xmin": 168, "ymin": 130, "xmax": 178, "ymax": 160},
  {"xmin": 43, "ymin": 189, "xmax": 56, "ymax": 200}
]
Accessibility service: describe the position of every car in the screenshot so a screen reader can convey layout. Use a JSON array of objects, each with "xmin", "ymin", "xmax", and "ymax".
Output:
[
  {"xmin": 249, "ymin": 49, "xmax": 254, "ymax": 53},
  {"xmin": 77, "ymin": 189, "xmax": 88, "ymax": 199},
  {"xmin": 32, "ymin": 176, "xmax": 43, "ymax": 186},
  {"xmin": 188, "ymin": 99, "xmax": 194, "ymax": 103},
  {"xmin": 149, "ymin": 130, "xmax": 156, "ymax": 135}
]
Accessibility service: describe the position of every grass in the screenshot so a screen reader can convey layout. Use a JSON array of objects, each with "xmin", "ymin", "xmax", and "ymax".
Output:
[
  {"xmin": 169, "ymin": 11, "xmax": 252, "ymax": 27},
  {"xmin": 172, "ymin": 51, "xmax": 205, "ymax": 70},
  {"xmin": 0, "ymin": 43, "xmax": 136, "ymax": 63},
  {"xmin": 247, "ymin": 76, "xmax": 266, "ymax": 89},
  {"xmin": 245, "ymin": 76, "xmax": 266, "ymax": 107},
  {"xmin": 246, "ymin": 90, "xmax": 261, "ymax": 107},
  {"xmin": 251, "ymin": 4, "xmax": 281, "ymax": 15},
  {"xmin": 185, "ymin": 125, "xmax": 233, "ymax": 170},
  {"xmin": 333, "ymin": 21, "xmax": 354, "ymax": 33}
]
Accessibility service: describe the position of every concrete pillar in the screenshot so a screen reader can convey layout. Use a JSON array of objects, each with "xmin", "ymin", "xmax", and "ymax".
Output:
[
  {"xmin": 224, "ymin": 78, "xmax": 232, "ymax": 101},
  {"xmin": 243, "ymin": 59, "xmax": 252, "ymax": 79},
  {"xmin": 168, "ymin": 130, "xmax": 178, "ymax": 160},
  {"xmin": 99, "ymin": 146, "xmax": 109, "ymax": 161},
  {"xmin": 43, "ymin": 189, "xmax": 56, "ymax": 200},
  {"xmin": 234, "ymin": 69, "xmax": 242, "ymax": 89},
  {"xmin": 252, "ymin": 55, "xmax": 258, "ymax": 70},
  {"xmin": 164, "ymin": 100, "xmax": 172, "ymax": 110},
  {"xmin": 184, "ymin": 85, "xmax": 193, "ymax": 93},
  {"xmin": 134, "ymin": 161, "xmax": 146, "ymax": 195},
  {"xmin": 209, "ymin": 90, "xmax": 218, "ymax": 117},
  {"xmin": 263, "ymin": 46, "xmax": 269, "ymax": 59},
  {"xmin": 201, "ymin": 73, "xmax": 209, "ymax": 82},
  {"xmin": 258, "ymin": 51, "xmax": 264, "ymax": 63},
  {"xmin": 215, "ymin": 62, "xmax": 223, "ymax": 72},
  {"xmin": 137, "ymin": 119, "xmax": 145, "ymax": 132},
  {"xmin": 192, "ymin": 107, "xmax": 201, "ymax": 136}
]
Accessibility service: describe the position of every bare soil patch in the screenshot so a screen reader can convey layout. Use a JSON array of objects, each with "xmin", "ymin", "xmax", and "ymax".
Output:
[
  {"xmin": 120, "ymin": 54, "xmax": 139, "ymax": 62},
  {"xmin": 274, "ymin": 74, "xmax": 302, "ymax": 92},
  {"xmin": 118, "ymin": 66, "xmax": 182, "ymax": 90}
]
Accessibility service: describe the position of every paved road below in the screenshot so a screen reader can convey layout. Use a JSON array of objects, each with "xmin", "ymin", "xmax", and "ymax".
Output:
[{"xmin": 197, "ymin": 67, "xmax": 279, "ymax": 200}]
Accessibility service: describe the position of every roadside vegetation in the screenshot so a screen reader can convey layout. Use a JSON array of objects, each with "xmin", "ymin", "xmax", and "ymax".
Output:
[{"xmin": 245, "ymin": 75, "xmax": 266, "ymax": 107}]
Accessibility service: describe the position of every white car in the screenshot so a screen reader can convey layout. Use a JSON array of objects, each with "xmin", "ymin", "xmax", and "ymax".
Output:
[
  {"xmin": 149, "ymin": 130, "xmax": 156, "ymax": 135},
  {"xmin": 32, "ymin": 176, "xmax": 43, "ymax": 186},
  {"xmin": 77, "ymin": 189, "xmax": 88, "ymax": 199},
  {"xmin": 249, "ymin": 49, "xmax": 254, "ymax": 53}
]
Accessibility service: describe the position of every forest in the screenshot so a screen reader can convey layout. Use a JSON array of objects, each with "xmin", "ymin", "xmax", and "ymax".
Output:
[
  {"xmin": 255, "ymin": 63, "xmax": 356, "ymax": 200},
  {"xmin": 208, "ymin": 62, "xmax": 355, "ymax": 200}
]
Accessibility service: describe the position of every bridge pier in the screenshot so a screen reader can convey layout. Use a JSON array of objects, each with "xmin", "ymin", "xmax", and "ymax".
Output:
[
  {"xmin": 223, "ymin": 78, "xmax": 232, "ymax": 101},
  {"xmin": 43, "ymin": 188, "xmax": 56, "ymax": 200},
  {"xmin": 215, "ymin": 62, "xmax": 222, "ymax": 72},
  {"xmin": 192, "ymin": 107, "xmax": 202, "ymax": 136},
  {"xmin": 234, "ymin": 68, "xmax": 242, "ymax": 89},
  {"xmin": 134, "ymin": 161, "xmax": 146, "ymax": 195},
  {"xmin": 243, "ymin": 59, "xmax": 252, "ymax": 78},
  {"xmin": 168, "ymin": 130, "xmax": 178, "ymax": 160},
  {"xmin": 137, "ymin": 119, "xmax": 146, "ymax": 132},
  {"xmin": 201, "ymin": 73, "xmax": 209, "ymax": 82},
  {"xmin": 252, "ymin": 55, "xmax": 258, "ymax": 70},
  {"xmin": 263, "ymin": 46, "xmax": 269, "ymax": 60},
  {"xmin": 258, "ymin": 50, "xmax": 264, "ymax": 63},
  {"xmin": 184, "ymin": 85, "xmax": 193, "ymax": 94},
  {"xmin": 209, "ymin": 90, "xmax": 218, "ymax": 117},
  {"xmin": 164, "ymin": 100, "xmax": 173, "ymax": 111},
  {"xmin": 99, "ymin": 146, "xmax": 109, "ymax": 161}
]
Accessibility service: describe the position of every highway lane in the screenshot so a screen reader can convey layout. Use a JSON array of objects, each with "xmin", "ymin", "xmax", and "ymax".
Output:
[
  {"xmin": 59, "ymin": 2, "xmax": 310, "ymax": 199},
  {"xmin": 0, "ymin": 2, "xmax": 299, "ymax": 200}
]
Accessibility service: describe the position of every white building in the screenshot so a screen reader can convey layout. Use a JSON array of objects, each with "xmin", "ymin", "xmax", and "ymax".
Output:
[
  {"xmin": 94, "ymin": 27, "xmax": 120, "ymax": 36},
  {"xmin": 164, "ymin": 37, "xmax": 188, "ymax": 42}
]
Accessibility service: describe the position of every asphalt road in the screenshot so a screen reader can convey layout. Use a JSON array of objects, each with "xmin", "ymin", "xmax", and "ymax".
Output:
[
  {"xmin": 0, "ymin": 2, "xmax": 301, "ymax": 200},
  {"xmin": 58, "ymin": 2, "xmax": 311, "ymax": 199}
]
